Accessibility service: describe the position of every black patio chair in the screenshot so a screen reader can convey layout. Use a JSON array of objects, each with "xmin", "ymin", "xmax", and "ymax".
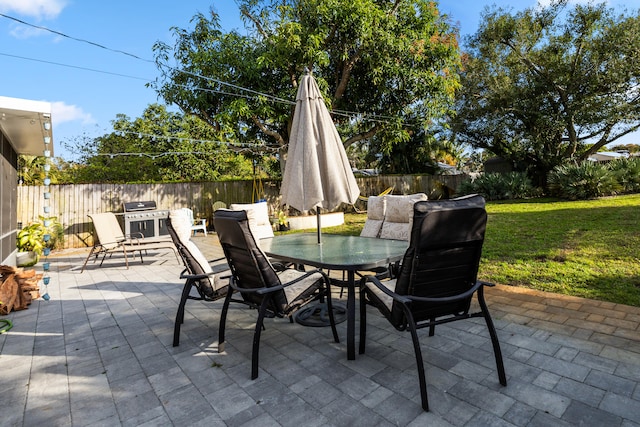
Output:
[
  {"xmin": 166, "ymin": 209, "xmax": 236, "ymax": 347},
  {"xmin": 213, "ymin": 209, "xmax": 340, "ymax": 380},
  {"xmin": 359, "ymin": 195, "xmax": 507, "ymax": 411}
]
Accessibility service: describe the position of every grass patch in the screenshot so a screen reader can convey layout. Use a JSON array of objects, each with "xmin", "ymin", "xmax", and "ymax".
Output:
[
  {"xmin": 481, "ymin": 195, "xmax": 640, "ymax": 306},
  {"xmin": 291, "ymin": 194, "xmax": 640, "ymax": 306}
]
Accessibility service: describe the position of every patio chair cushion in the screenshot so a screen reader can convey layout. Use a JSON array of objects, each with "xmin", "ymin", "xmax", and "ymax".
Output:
[
  {"xmin": 363, "ymin": 277, "xmax": 396, "ymax": 315},
  {"xmin": 229, "ymin": 201, "xmax": 274, "ymax": 239},
  {"xmin": 379, "ymin": 193, "xmax": 428, "ymax": 241},
  {"xmin": 360, "ymin": 195, "xmax": 386, "ymax": 238},
  {"xmin": 169, "ymin": 209, "xmax": 222, "ymax": 297},
  {"xmin": 277, "ymin": 268, "xmax": 327, "ymax": 313}
]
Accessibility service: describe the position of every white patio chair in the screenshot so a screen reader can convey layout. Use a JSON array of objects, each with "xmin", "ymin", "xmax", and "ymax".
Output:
[{"xmin": 182, "ymin": 208, "xmax": 207, "ymax": 236}]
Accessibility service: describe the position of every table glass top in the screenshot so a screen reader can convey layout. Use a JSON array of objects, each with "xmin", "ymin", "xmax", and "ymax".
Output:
[{"xmin": 260, "ymin": 233, "xmax": 408, "ymax": 270}]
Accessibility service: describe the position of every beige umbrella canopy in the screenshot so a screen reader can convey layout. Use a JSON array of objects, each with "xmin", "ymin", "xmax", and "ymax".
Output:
[{"xmin": 280, "ymin": 71, "xmax": 360, "ymax": 242}]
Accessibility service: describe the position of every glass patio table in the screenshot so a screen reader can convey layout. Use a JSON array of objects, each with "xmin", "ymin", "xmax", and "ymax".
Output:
[{"xmin": 260, "ymin": 233, "xmax": 408, "ymax": 360}]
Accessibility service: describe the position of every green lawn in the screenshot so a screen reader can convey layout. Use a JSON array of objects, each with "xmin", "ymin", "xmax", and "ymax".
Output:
[{"xmin": 319, "ymin": 194, "xmax": 640, "ymax": 306}]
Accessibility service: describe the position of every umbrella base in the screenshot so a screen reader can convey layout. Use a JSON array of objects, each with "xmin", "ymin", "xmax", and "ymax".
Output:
[{"xmin": 294, "ymin": 302, "xmax": 347, "ymax": 327}]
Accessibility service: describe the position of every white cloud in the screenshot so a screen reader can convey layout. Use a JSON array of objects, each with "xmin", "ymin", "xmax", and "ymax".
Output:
[
  {"xmin": 9, "ymin": 24, "xmax": 48, "ymax": 39},
  {"xmin": 0, "ymin": 0, "xmax": 67, "ymax": 20},
  {"xmin": 51, "ymin": 101, "xmax": 94, "ymax": 125}
]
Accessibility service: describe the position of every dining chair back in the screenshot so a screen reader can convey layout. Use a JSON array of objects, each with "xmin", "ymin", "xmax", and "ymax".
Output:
[
  {"xmin": 228, "ymin": 201, "xmax": 274, "ymax": 240},
  {"xmin": 359, "ymin": 194, "xmax": 507, "ymax": 411},
  {"xmin": 166, "ymin": 209, "xmax": 230, "ymax": 346},
  {"xmin": 213, "ymin": 208, "xmax": 339, "ymax": 379}
]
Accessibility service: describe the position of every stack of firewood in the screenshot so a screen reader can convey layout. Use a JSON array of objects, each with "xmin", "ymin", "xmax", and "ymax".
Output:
[{"xmin": 0, "ymin": 265, "xmax": 41, "ymax": 315}]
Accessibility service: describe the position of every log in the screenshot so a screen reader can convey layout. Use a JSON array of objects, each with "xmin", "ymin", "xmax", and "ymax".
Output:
[{"xmin": 0, "ymin": 265, "xmax": 43, "ymax": 314}]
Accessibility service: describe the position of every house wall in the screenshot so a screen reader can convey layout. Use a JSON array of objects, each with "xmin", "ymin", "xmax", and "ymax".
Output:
[{"xmin": 0, "ymin": 130, "xmax": 18, "ymax": 265}]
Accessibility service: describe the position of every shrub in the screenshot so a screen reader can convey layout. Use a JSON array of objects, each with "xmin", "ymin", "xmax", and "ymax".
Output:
[
  {"xmin": 607, "ymin": 157, "xmax": 640, "ymax": 193},
  {"xmin": 548, "ymin": 162, "xmax": 620, "ymax": 200},
  {"xmin": 458, "ymin": 172, "xmax": 536, "ymax": 200},
  {"xmin": 16, "ymin": 216, "xmax": 65, "ymax": 255}
]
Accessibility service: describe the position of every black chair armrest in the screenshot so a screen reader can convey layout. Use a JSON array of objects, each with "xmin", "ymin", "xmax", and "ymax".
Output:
[
  {"xmin": 280, "ymin": 269, "xmax": 329, "ymax": 287},
  {"xmin": 179, "ymin": 268, "xmax": 216, "ymax": 281},
  {"xmin": 406, "ymin": 281, "xmax": 486, "ymax": 304},
  {"xmin": 478, "ymin": 280, "xmax": 496, "ymax": 287},
  {"xmin": 360, "ymin": 275, "xmax": 412, "ymax": 304},
  {"xmin": 229, "ymin": 269, "xmax": 327, "ymax": 295}
]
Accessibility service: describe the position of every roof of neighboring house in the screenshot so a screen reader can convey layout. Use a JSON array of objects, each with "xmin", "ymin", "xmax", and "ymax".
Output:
[
  {"xmin": 0, "ymin": 96, "xmax": 53, "ymax": 156},
  {"xmin": 588, "ymin": 151, "xmax": 627, "ymax": 162}
]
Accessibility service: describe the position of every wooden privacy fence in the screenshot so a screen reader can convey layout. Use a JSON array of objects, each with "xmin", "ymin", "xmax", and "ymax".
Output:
[{"xmin": 17, "ymin": 174, "xmax": 467, "ymax": 249}]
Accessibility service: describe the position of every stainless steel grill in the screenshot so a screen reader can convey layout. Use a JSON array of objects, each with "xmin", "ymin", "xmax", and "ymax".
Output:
[{"xmin": 122, "ymin": 201, "xmax": 169, "ymax": 238}]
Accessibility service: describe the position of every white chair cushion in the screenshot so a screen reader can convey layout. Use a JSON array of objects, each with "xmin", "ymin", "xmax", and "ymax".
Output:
[
  {"xmin": 169, "ymin": 209, "xmax": 216, "ymax": 286},
  {"xmin": 277, "ymin": 269, "xmax": 324, "ymax": 310},
  {"xmin": 360, "ymin": 196, "xmax": 386, "ymax": 238},
  {"xmin": 364, "ymin": 278, "xmax": 396, "ymax": 311},
  {"xmin": 360, "ymin": 219, "xmax": 384, "ymax": 238},
  {"xmin": 170, "ymin": 209, "xmax": 193, "ymax": 243},
  {"xmin": 229, "ymin": 202, "xmax": 274, "ymax": 239},
  {"xmin": 379, "ymin": 193, "xmax": 428, "ymax": 241},
  {"xmin": 367, "ymin": 196, "xmax": 386, "ymax": 220}
]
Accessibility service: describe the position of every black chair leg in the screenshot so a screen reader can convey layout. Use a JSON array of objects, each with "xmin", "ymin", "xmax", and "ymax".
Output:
[
  {"xmin": 404, "ymin": 307, "xmax": 429, "ymax": 412},
  {"xmin": 478, "ymin": 287, "xmax": 507, "ymax": 386},
  {"xmin": 359, "ymin": 287, "xmax": 367, "ymax": 354},
  {"xmin": 252, "ymin": 299, "xmax": 270, "ymax": 379},
  {"xmin": 173, "ymin": 280, "xmax": 194, "ymax": 347},
  {"xmin": 324, "ymin": 280, "xmax": 339, "ymax": 343},
  {"xmin": 218, "ymin": 290, "xmax": 234, "ymax": 353}
]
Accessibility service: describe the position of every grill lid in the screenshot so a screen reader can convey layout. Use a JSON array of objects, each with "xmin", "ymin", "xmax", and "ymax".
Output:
[{"xmin": 123, "ymin": 201, "xmax": 157, "ymax": 212}]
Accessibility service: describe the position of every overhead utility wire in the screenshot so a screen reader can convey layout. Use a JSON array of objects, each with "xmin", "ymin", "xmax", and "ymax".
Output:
[
  {"xmin": 1, "ymin": 49, "xmax": 395, "ymax": 126},
  {"xmin": 113, "ymin": 129, "xmax": 280, "ymax": 150},
  {"xmin": 0, "ymin": 13, "xmax": 410, "ymax": 126},
  {"xmin": 0, "ymin": 52, "xmax": 150, "ymax": 81},
  {"xmin": 0, "ymin": 13, "xmax": 292, "ymax": 106},
  {"xmin": 0, "ymin": 13, "xmax": 149, "ymax": 63}
]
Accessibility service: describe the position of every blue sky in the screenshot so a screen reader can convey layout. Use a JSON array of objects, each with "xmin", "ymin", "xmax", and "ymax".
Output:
[{"xmin": 0, "ymin": 0, "xmax": 634, "ymax": 160}]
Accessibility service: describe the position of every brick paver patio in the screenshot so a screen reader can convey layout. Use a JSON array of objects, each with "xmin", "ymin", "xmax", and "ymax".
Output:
[{"xmin": 1, "ymin": 234, "xmax": 639, "ymax": 426}]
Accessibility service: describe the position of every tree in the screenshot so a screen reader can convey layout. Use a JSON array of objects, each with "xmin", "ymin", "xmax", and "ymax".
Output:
[
  {"xmin": 150, "ymin": 0, "xmax": 461, "ymax": 171},
  {"xmin": 18, "ymin": 156, "xmax": 47, "ymax": 185},
  {"xmin": 62, "ymin": 104, "xmax": 254, "ymax": 183},
  {"xmin": 451, "ymin": 1, "xmax": 640, "ymax": 187}
]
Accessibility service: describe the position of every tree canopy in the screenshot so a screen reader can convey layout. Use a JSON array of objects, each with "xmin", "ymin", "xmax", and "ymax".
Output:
[
  {"xmin": 451, "ymin": 0, "xmax": 640, "ymax": 186},
  {"xmin": 62, "ymin": 104, "xmax": 254, "ymax": 183},
  {"xmin": 150, "ymin": 0, "xmax": 462, "ymax": 172}
]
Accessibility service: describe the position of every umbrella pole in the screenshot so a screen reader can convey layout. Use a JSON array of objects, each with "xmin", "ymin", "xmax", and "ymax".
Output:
[{"xmin": 316, "ymin": 207, "xmax": 321, "ymax": 244}]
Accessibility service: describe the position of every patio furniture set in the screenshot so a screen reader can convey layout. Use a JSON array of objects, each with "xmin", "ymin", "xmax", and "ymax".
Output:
[{"xmin": 158, "ymin": 194, "xmax": 507, "ymax": 412}]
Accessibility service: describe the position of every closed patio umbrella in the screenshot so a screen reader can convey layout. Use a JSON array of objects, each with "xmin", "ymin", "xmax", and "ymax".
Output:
[{"xmin": 280, "ymin": 70, "xmax": 360, "ymax": 244}]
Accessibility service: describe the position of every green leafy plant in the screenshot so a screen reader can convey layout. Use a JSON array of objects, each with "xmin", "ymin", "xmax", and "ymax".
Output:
[
  {"xmin": 16, "ymin": 216, "xmax": 65, "ymax": 255},
  {"xmin": 458, "ymin": 172, "xmax": 537, "ymax": 200},
  {"xmin": 277, "ymin": 210, "xmax": 288, "ymax": 226},
  {"xmin": 16, "ymin": 223, "xmax": 45, "ymax": 255},
  {"xmin": 608, "ymin": 157, "xmax": 640, "ymax": 193},
  {"xmin": 548, "ymin": 162, "xmax": 620, "ymax": 200}
]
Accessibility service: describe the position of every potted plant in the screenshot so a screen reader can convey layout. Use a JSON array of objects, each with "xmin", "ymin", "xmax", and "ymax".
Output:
[
  {"xmin": 15, "ymin": 216, "xmax": 63, "ymax": 267},
  {"xmin": 277, "ymin": 210, "xmax": 289, "ymax": 231},
  {"xmin": 16, "ymin": 222, "xmax": 45, "ymax": 267}
]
